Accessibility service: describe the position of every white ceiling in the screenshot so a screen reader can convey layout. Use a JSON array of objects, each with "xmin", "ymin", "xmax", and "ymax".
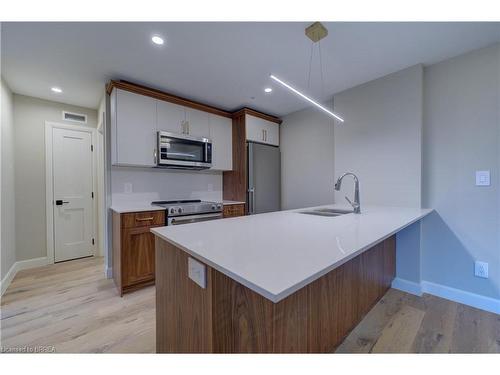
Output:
[{"xmin": 2, "ymin": 22, "xmax": 500, "ymax": 116}]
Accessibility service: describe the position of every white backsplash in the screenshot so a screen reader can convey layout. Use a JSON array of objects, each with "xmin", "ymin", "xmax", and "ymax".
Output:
[{"xmin": 111, "ymin": 166, "xmax": 223, "ymax": 205}]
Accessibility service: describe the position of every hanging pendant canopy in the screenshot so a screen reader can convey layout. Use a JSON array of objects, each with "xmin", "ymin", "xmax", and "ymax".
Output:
[{"xmin": 305, "ymin": 22, "xmax": 328, "ymax": 43}]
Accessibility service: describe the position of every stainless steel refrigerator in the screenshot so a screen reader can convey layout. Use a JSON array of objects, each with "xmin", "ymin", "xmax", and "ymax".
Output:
[{"xmin": 247, "ymin": 142, "xmax": 281, "ymax": 214}]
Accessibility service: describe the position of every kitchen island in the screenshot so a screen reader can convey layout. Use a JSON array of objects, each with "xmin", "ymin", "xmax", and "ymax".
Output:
[{"xmin": 151, "ymin": 204, "xmax": 432, "ymax": 353}]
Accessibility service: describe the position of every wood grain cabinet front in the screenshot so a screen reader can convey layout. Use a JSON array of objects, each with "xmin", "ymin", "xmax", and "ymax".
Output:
[
  {"xmin": 113, "ymin": 210, "xmax": 165, "ymax": 296},
  {"xmin": 223, "ymin": 204, "xmax": 245, "ymax": 218}
]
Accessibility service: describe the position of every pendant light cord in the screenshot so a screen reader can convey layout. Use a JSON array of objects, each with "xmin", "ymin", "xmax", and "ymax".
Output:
[
  {"xmin": 319, "ymin": 40, "xmax": 325, "ymax": 96},
  {"xmin": 307, "ymin": 40, "xmax": 326, "ymax": 96},
  {"xmin": 307, "ymin": 42, "xmax": 314, "ymax": 89}
]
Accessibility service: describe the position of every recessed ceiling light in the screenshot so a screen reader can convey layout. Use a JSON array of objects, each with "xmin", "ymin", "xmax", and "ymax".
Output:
[
  {"xmin": 51, "ymin": 87, "xmax": 62, "ymax": 94},
  {"xmin": 264, "ymin": 87, "xmax": 273, "ymax": 93},
  {"xmin": 151, "ymin": 35, "xmax": 164, "ymax": 45}
]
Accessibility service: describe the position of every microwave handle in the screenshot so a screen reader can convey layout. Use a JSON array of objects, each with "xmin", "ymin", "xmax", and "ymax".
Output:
[{"xmin": 153, "ymin": 148, "xmax": 158, "ymax": 165}]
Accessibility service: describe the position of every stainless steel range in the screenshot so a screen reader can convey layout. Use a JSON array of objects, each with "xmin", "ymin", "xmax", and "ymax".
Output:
[{"xmin": 152, "ymin": 199, "xmax": 223, "ymax": 226}]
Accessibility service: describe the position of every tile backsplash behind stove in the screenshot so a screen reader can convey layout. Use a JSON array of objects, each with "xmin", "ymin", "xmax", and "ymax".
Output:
[{"xmin": 111, "ymin": 167, "xmax": 223, "ymax": 206}]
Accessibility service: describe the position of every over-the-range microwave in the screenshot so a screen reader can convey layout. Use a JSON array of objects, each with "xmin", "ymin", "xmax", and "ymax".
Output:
[{"xmin": 156, "ymin": 131, "xmax": 212, "ymax": 170}]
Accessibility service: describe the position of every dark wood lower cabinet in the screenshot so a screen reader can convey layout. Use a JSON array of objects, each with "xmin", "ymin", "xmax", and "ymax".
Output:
[
  {"xmin": 222, "ymin": 203, "xmax": 245, "ymax": 218},
  {"xmin": 122, "ymin": 226, "xmax": 155, "ymax": 286},
  {"xmin": 113, "ymin": 210, "xmax": 165, "ymax": 296},
  {"xmin": 155, "ymin": 235, "xmax": 396, "ymax": 353}
]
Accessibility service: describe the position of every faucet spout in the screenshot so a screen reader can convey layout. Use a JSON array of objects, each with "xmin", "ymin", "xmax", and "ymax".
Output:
[{"xmin": 334, "ymin": 172, "xmax": 361, "ymax": 214}]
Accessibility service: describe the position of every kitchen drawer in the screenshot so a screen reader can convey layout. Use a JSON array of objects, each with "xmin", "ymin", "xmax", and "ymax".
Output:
[
  {"xmin": 223, "ymin": 204, "xmax": 245, "ymax": 218},
  {"xmin": 121, "ymin": 210, "xmax": 165, "ymax": 228}
]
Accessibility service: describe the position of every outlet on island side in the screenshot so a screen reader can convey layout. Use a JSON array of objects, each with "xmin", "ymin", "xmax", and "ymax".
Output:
[{"xmin": 474, "ymin": 261, "xmax": 489, "ymax": 279}]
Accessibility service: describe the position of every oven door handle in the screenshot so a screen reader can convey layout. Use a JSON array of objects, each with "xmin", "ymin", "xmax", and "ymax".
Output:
[{"xmin": 168, "ymin": 212, "xmax": 222, "ymax": 226}]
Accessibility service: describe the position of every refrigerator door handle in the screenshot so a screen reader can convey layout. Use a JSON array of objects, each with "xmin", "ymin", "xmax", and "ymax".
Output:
[{"xmin": 248, "ymin": 187, "xmax": 255, "ymax": 214}]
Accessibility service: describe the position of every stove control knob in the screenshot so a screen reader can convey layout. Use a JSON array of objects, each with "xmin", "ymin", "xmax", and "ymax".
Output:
[
  {"xmin": 211, "ymin": 204, "xmax": 216, "ymax": 210},
  {"xmin": 177, "ymin": 207, "xmax": 183, "ymax": 214},
  {"xmin": 169, "ymin": 207, "xmax": 176, "ymax": 214},
  {"xmin": 216, "ymin": 204, "xmax": 222, "ymax": 210}
]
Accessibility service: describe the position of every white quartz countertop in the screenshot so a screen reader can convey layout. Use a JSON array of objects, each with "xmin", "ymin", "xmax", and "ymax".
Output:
[
  {"xmin": 222, "ymin": 200, "xmax": 246, "ymax": 205},
  {"xmin": 110, "ymin": 202, "xmax": 166, "ymax": 213},
  {"xmin": 151, "ymin": 204, "xmax": 432, "ymax": 303},
  {"xmin": 111, "ymin": 200, "xmax": 244, "ymax": 213}
]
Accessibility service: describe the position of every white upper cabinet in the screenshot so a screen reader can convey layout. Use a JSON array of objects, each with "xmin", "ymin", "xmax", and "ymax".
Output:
[
  {"xmin": 185, "ymin": 108, "xmax": 210, "ymax": 138},
  {"xmin": 245, "ymin": 114, "xmax": 280, "ymax": 146},
  {"xmin": 110, "ymin": 87, "xmax": 234, "ymax": 170},
  {"xmin": 209, "ymin": 114, "xmax": 232, "ymax": 171},
  {"xmin": 263, "ymin": 119, "xmax": 279, "ymax": 146},
  {"xmin": 111, "ymin": 89, "xmax": 157, "ymax": 167},
  {"xmin": 157, "ymin": 100, "xmax": 186, "ymax": 134}
]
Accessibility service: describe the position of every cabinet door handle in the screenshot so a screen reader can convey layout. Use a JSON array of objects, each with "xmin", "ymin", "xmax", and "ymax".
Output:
[{"xmin": 136, "ymin": 217, "xmax": 154, "ymax": 221}]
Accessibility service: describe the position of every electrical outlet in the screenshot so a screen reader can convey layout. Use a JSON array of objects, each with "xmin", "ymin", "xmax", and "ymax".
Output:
[
  {"xmin": 188, "ymin": 257, "xmax": 206, "ymax": 288},
  {"xmin": 475, "ymin": 170, "xmax": 490, "ymax": 186},
  {"xmin": 474, "ymin": 261, "xmax": 489, "ymax": 279},
  {"xmin": 124, "ymin": 183, "xmax": 133, "ymax": 194}
]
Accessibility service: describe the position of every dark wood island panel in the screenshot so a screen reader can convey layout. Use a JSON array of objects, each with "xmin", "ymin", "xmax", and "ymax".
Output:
[{"xmin": 155, "ymin": 235, "xmax": 395, "ymax": 353}]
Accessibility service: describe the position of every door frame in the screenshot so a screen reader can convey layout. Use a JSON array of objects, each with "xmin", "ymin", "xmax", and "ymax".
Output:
[{"xmin": 45, "ymin": 121, "xmax": 98, "ymax": 264}]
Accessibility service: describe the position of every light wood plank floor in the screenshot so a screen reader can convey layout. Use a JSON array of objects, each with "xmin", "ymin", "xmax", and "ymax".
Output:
[
  {"xmin": 1, "ymin": 257, "xmax": 154, "ymax": 353},
  {"xmin": 1, "ymin": 257, "xmax": 499, "ymax": 353}
]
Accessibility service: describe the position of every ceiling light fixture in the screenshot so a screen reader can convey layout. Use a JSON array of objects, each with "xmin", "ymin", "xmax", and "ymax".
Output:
[
  {"xmin": 264, "ymin": 88, "xmax": 273, "ymax": 93},
  {"xmin": 151, "ymin": 35, "xmax": 164, "ymax": 45},
  {"xmin": 51, "ymin": 87, "xmax": 62, "ymax": 93},
  {"xmin": 270, "ymin": 74, "xmax": 344, "ymax": 122}
]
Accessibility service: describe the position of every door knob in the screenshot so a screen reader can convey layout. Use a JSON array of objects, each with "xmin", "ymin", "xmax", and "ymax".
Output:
[{"xmin": 55, "ymin": 200, "xmax": 69, "ymax": 206}]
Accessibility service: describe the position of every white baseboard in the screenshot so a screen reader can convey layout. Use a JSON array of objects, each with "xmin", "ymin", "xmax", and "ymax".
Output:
[
  {"xmin": 421, "ymin": 281, "xmax": 500, "ymax": 315},
  {"xmin": 392, "ymin": 277, "xmax": 500, "ymax": 315},
  {"xmin": 392, "ymin": 277, "xmax": 422, "ymax": 296},
  {"xmin": 0, "ymin": 257, "xmax": 49, "ymax": 296},
  {"xmin": 1, "ymin": 262, "xmax": 18, "ymax": 296}
]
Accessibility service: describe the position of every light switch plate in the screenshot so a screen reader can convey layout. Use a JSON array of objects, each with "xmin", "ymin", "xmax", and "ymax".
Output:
[
  {"xmin": 124, "ymin": 182, "xmax": 133, "ymax": 194},
  {"xmin": 188, "ymin": 257, "xmax": 206, "ymax": 288},
  {"xmin": 475, "ymin": 170, "xmax": 490, "ymax": 186}
]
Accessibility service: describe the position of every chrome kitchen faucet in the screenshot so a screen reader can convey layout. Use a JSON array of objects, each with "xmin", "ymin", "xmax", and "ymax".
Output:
[{"xmin": 334, "ymin": 173, "xmax": 361, "ymax": 214}]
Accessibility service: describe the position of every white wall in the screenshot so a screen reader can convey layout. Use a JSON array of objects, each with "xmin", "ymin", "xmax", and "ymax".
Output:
[
  {"xmin": 111, "ymin": 167, "xmax": 223, "ymax": 204},
  {"xmin": 13, "ymin": 94, "xmax": 97, "ymax": 262},
  {"xmin": 279, "ymin": 46, "xmax": 500, "ymax": 309},
  {"xmin": 421, "ymin": 44, "xmax": 500, "ymax": 300},
  {"xmin": 280, "ymin": 102, "xmax": 335, "ymax": 210},
  {"xmin": 333, "ymin": 65, "xmax": 423, "ymax": 208},
  {"xmin": 1, "ymin": 77, "xmax": 16, "ymax": 280}
]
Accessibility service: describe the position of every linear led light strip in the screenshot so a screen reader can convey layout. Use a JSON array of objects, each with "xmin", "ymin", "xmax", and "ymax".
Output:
[{"xmin": 270, "ymin": 74, "xmax": 344, "ymax": 122}]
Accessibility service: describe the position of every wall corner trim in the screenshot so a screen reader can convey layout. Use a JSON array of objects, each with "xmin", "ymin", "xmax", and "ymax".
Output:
[
  {"xmin": 0, "ymin": 257, "xmax": 49, "ymax": 296},
  {"xmin": 392, "ymin": 277, "xmax": 423, "ymax": 296},
  {"xmin": 105, "ymin": 266, "xmax": 113, "ymax": 279},
  {"xmin": 392, "ymin": 277, "xmax": 500, "ymax": 315}
]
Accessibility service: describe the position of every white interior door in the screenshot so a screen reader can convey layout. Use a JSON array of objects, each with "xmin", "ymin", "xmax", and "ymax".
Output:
[{"xmin": 52, "ymin": 127, "xmax": 94, "ymax": 262}]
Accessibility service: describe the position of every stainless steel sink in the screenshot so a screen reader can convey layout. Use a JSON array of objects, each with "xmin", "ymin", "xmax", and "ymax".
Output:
[{"xmin": 298, "ymin": 208, "xmax": 353, "ymax": 217}]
